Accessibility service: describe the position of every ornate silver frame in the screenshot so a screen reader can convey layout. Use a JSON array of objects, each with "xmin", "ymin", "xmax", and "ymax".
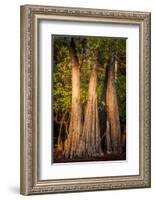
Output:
[{"xmin": 20, "ymin": 5, "xmax": 151, "ymax": 195}]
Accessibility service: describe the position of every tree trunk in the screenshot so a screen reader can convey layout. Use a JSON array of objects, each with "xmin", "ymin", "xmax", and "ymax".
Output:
[
  {"xmin": 63, "ymin": 38, "xmax": 82, "ymax": 159},
  {"xmin": 105, "ymin": 56, "xmax": 122, "ymax": 153},
  {"xmin": 78, "ymin": 57, "xmax": 103, "ymax": 157}
]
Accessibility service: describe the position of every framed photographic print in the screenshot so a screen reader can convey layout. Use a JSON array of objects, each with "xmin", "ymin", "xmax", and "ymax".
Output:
[{"xmin": 20, "ymin": 5, "xmax": 151, "ymax": 195}]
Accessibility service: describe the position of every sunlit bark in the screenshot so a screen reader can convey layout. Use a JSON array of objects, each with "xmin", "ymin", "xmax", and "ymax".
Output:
[
  {"xmin": 63, "ymin": 38, "xmax": 82, "ymax": 158},
  {"xmin": 78, "ymin": 56, "xmax": 103, "ymax": 157},
  {"xmin": 105, "ymin": 56, "xmax": 122, "ymax": 153}
]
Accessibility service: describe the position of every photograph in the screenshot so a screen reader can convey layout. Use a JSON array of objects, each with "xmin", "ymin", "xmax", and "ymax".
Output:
[{"xmin": 53, "ymin": 35, "xmax": 126, "ymax": 163}]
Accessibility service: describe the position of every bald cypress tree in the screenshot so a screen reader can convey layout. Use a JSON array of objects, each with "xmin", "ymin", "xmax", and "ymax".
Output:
[
  {"xmin": 63, "ymin": 38, "xmax": 82, "ymax": 159},
  {"xmin": 78, "ymin": 52, "xmax": 103, "ymax": 157},
  {"xmin": 104, "ymin": 55, "xmax": 122, "ymax": 153}
]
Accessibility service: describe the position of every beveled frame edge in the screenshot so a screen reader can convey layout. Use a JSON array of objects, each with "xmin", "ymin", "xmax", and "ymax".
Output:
[{"xmin": 20, "ymin": 4, "xmax": 151, "ymax": 195}]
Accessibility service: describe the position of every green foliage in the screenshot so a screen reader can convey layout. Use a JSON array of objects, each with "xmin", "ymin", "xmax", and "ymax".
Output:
[
  {"xmin": 87, "ymin": 38, "xmax": 101, "ymax": 49},
  {"xmin": 53, "ymin": 39, "xmax": 71, "ymax": 115}
]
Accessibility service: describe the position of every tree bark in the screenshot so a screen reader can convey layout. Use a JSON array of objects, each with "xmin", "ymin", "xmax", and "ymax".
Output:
[
  {"xmin": 105, "ymin": 56, "xmax": 122, "ymax": 153},
  {"xmin": 63, "ymin": 38, "xmax": 82, "ymax": 159},
  {"xmin": 78, "ymin": 57, "xmax": 103, "ymax": 157}
]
